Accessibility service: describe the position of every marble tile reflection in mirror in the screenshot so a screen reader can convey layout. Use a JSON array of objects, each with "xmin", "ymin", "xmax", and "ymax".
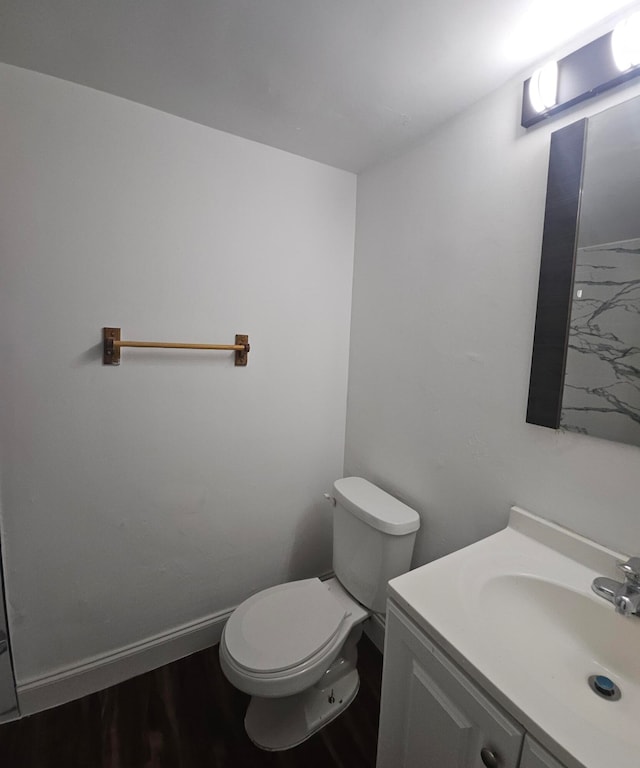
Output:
[
  {"xmin": 561, "ymin": 239, "xmax": 640, "ymax": 445},
  {"xmin": 560, "ymin": 96, "xmax": 640, "ymax": 447}
]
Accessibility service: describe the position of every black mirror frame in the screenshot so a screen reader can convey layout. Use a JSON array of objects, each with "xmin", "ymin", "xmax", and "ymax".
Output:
[{"xmin": 526, "ymin": 118, "xmax": 588, "ymax": 428}]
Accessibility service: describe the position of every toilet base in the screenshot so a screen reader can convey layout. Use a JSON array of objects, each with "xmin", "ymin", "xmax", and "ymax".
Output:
[{"xmin": 244, "ymin": 668, "xmax": 360, "ymax": 751}]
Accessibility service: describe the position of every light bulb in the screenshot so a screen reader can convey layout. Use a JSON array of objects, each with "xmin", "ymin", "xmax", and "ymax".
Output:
[
  {"xmin": 529, "ymin": 61, "xmax": 559, "ymax": 113},
  {"xmin": 612, "ymin": 11, "xmax": 640, "ymax": 71}
]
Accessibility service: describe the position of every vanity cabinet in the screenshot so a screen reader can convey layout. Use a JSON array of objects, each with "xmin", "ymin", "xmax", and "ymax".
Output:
[
  {"xmin": 520, "ymin": 737, "xmax": 567, "ymax": 768},
  {"xmin": 378, "ymin": 603, "xmax": 570, "ymax": 768},
  {"xmin": 378, "ymin": 603, "xmax": 524, "ymax": 768}
]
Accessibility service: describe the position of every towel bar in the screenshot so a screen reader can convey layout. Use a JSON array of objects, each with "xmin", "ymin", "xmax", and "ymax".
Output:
[{"xmin": 103, "ymin": 328, "xmax": 249, "ymax": 366}]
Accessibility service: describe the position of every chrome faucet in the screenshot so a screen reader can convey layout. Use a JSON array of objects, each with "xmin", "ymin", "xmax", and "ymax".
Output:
[{"xmin": 592, "ymin": 557, "xmax": 640, "ymax": 617}]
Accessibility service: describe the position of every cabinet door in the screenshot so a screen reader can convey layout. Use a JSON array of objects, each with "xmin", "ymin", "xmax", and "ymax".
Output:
[
  {"xmin": 520, "ymin": 736, "xmax": 567, "ymax": 768},
  {"xmin": 377, "ymin": 602, "xmax": 524, "ymax": 768}
]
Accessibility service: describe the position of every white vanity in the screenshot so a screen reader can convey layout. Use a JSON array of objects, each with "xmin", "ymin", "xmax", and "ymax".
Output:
[{"xmin": 377, "ymin": 508, "xmax": 639, "ymax": 768}]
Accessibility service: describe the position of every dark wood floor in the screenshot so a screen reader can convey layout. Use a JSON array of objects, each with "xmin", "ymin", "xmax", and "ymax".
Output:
[{"xmin": 0, "ymin": 634, "xmax": 382, "ymax": 768}]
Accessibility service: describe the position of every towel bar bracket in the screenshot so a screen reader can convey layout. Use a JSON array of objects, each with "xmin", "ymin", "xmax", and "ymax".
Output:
[
  {"xmin": 234, "ymin": 335, "xmax": 249, "ymax": 367},
  {"xmin": 103, "ymin": 327, "xmax": 121, "ymax": 365}
]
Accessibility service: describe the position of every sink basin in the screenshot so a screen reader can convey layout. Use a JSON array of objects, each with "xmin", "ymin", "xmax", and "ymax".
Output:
[
  {"xmin": 477, "ymin": 574, "xmax": 640, "ymax": 689},
  {"xmin": 388, "ymin": 507, "xmax": 640, "ymax": 768},
  {"xmin": 476, "ymin": 573, "xmax": 640, "ymax": 750}
]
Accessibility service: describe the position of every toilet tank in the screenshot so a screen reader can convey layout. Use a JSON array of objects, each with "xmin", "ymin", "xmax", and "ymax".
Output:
[{"xmin": 332, "ymin": 477, "xmax": 420, "ymax": 613}]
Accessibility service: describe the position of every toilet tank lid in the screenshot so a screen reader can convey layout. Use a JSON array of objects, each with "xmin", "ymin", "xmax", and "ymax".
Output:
[{"xmin": 333, "ymin": 477, "xmax": 420, "ymax": 535}]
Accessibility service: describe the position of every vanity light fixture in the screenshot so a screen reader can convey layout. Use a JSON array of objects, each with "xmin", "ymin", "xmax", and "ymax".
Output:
[
  {"xmin": 529, "ymin": 61, "xmax": 559, "ymax": 113},
  {"xmin": 522, "ymin": 10, "xmax": 640, "ymax": 128},
  {"xmin": 612, "ymin": 11, "xmax": 640, "ymax": 71}
]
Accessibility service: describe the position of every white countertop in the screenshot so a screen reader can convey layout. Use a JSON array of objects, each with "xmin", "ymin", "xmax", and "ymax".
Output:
[{"xmin": 387, "ymin": 507, "xmax": 639, "ymax": 768}]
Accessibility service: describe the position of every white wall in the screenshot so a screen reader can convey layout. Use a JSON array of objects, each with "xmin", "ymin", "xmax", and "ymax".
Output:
[
  {"xmin": 0, "ymin": 64, "xmax": 356, "ymax": 699},
  {"xmin": 346, "ymin": 76, "xmax": 640, "ymax": 566}
]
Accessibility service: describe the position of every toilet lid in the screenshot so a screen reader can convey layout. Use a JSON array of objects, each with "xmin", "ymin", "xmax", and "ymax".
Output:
[{"xmin": 225, "ymin": 578, "xmax": 349, "ymax": 673}]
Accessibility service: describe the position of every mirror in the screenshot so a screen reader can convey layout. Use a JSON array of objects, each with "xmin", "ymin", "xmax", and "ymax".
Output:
[{"xmin": 527, "ymin": 95, "xmax": 640, "ymax": 447}]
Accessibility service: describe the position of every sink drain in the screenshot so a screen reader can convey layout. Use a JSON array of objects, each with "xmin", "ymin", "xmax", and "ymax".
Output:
[{"xmin": 588, "ymin": 675, "xmax": 621, "ymax": 701}]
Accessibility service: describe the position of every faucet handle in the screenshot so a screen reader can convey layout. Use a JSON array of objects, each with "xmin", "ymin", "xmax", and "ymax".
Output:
[{"xmin": 617, "ymin": 557, "xmax": 640, "ymax": 584}]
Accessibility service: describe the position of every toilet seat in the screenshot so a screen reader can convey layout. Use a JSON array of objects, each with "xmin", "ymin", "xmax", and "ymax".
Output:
[{"xmin": 224, "ymin": 578, "xmax": 349, "ymax": 674}]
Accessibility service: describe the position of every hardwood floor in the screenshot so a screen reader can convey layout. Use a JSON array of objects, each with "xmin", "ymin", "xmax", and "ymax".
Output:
[{"xmin": 0, "ymin": 634, "xmax": 382, "ymax": 768}]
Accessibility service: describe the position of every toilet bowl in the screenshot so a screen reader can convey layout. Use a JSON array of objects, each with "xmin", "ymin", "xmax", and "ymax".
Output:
[
  {"xmin": 220, "ymin": 576, "xmax": 369, "ymax": 749},
  {"xmin": 219, "ymin": 477, "xmax": 419, "ymax": 751},
  {"xmin": 220, "ymin": 577, "xmax": 368, "ymax": 699}
]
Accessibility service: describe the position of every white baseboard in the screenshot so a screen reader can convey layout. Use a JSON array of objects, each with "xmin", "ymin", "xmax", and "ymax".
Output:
[
  {"xmin": 17, "ymin": 608, "xmax": 232, "ymax": 717},
  {"xmin": 16, "ymin": 573, "xmax": 384, "ymax": 717}
]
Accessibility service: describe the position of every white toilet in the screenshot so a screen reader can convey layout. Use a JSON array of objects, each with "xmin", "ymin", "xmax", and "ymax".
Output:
[{"xmin": 219, "ymin": 476, "xmax": 420, "ymax": 751}]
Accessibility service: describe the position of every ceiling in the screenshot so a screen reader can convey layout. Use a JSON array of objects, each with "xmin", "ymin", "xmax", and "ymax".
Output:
[{"xmin": 0, "ymin": 0, "xmax": 638, "ymax": 171}]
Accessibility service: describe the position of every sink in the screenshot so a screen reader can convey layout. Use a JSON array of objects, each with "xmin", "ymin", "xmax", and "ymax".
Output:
[
  {"xmin": 476, "ymin": 573, "xmax": 640, "ymax": 751},
  {"xmin": 387, "ymin": 507, "xmax": 640, "ymax": 768},
  {"xmin": 477, "ymin": 574, "xmax": 640, "ymax": 688}
]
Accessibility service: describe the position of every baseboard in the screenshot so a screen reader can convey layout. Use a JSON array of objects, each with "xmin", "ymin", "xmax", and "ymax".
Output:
[
  {"xmin": 363, "ymin": 612, "xmax": 385, "ymax": 653},
  {"xmin": 16, "ymin": 573, "xmax": 383, "ymax": 717},
  {"xmin": 16, "ymin": 608, "xmax": 232, "ymax": 717}
]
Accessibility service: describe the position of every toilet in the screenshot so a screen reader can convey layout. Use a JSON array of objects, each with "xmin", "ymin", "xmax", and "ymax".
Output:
[{"xmin": 219, "ymin": 476, "xmax": 420, "ymax": 751}]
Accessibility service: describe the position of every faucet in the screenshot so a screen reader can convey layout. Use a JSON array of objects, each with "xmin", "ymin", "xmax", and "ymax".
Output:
[{"xmin": 592, "ymin": 557, "xmax": 640, "ymax": 617}]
